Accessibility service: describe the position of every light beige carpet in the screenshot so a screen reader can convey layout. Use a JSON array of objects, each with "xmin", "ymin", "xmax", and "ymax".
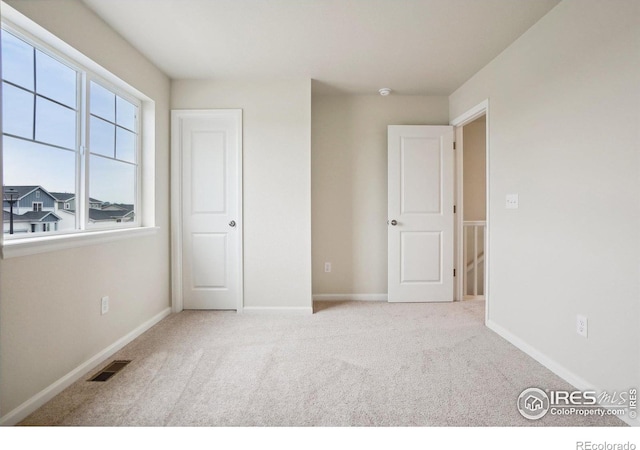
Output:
[{"xmin": 20, "ymin": 300, "xmax": 624, "ymax": 426}]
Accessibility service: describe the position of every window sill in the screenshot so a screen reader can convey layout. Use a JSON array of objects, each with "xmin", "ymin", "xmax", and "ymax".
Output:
[{"xmin": 1, "ymin": 226, "xmax": 159, "ymax": 259}]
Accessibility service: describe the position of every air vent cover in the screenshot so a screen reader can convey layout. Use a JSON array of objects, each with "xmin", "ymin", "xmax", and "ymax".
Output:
[{"xmin": 88, "ymin": 360, "xmax": 131, "ymax": 382}]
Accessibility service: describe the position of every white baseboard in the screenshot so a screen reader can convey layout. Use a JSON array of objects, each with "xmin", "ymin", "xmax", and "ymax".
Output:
[
  {"xmin": 312, "ymin": 294, "xmax": 387, "ymax": 302},
  {"xmin": 242, "ymin": 306, "xmax": 313, "ymax": 315},
  {"xmin": 0, "ymin": 307, "xmax": 172, "ymax": 426},
  {"xmin": 487, "ymin": 319, "xmax": 639, "ymax": 427}
]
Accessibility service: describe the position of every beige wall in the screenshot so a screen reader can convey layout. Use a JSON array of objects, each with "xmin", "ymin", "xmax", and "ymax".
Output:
[
  {"xmin": 171, "ymin": 79, "xmax": 312, "ymax": 309},
  {"xmin": 463, "ymin": 116, "xmax": 486, "ymax": 221},
  {"xmin": 311, "ymin": 94, "xmax": 448, "ymax": 296},
  {"xmin": 1, "ymin": 0, "xmax": 171, "ymax": 417},
  {"xmin": 450, "ymin": 0, "xmax": 639, "ymax": 394}
]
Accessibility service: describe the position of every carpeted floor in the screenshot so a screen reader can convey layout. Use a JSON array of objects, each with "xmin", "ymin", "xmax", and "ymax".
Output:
[{"xmin": 20, "ymin": 300, "xmax": 625, "ymax": 426}]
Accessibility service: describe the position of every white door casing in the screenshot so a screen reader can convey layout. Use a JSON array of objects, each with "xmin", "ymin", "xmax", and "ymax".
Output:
[
  {"xmin": 388, "ymin": 125, "xmax": 454, "ymax": 302},
  {"xmin": 171, "ymin": 110, "xmax": 242, "ymax": 310}
]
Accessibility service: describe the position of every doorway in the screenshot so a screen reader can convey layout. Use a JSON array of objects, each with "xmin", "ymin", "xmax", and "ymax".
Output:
[
  {"xmin": 461, "ymin": 115, "xmax": 486, "ymax": 299},
  {"xmin": 451, "ymin": 101, "xmax": 489, "ymax": 318}
]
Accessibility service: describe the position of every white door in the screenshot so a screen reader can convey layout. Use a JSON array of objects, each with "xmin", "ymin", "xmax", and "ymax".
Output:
[
  {"xmin": 174, "ymin": 110, "xmax": 242, "ymax": 310},
  {"xmin": 388, "ymin": 125, "xmax": 454, "ymax": 302}
]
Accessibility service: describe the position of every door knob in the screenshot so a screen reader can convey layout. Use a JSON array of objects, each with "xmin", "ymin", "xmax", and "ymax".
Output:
[
  {"xmin": 390, "ymin": 219, "xmax": 398, "ymax": 226},
  {"xmin": 229, "ymin": 220, "xmax": 236, "ymax": 227}
]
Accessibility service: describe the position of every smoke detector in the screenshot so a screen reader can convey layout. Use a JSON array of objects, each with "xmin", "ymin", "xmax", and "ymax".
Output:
[{"xmin": 378, "ymin": 88, "xmax": 392, "ymax": 96}]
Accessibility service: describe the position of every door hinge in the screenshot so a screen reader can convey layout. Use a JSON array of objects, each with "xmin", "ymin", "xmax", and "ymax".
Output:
[
  {"xmin": 453, "ymin": 142, "xmax": 456, "ymax": 150},
  {"xmin": 453, "ymin": 269, "xmax": 456, "ymax": 277},
  {"xmin": 454, "ymin": 205, "xmax": 456, "ymax": 214}
]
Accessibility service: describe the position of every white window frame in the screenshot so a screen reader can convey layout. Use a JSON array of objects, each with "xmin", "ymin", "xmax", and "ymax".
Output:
[
  {"xmin": 0, "ymin": 4, "xmax": 157, "ymax": 259},
  {"xmin": 32, "ymin": 202, "xmax": 43, "ymax": 212}
]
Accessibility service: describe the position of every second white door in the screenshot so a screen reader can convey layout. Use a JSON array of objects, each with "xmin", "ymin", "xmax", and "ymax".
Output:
[
  {"xmin": 388, "ymin": 125, "xmax": 454, "ymax": 302},
  {"xmin": 173, "ymin": 109, "xmax": 242, "ymax": 310}
]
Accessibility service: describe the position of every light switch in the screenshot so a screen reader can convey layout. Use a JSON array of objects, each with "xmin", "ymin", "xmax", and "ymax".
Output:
[{"xmin": 506, "ymin": 194, "xmax": 519, "ymax": 209}]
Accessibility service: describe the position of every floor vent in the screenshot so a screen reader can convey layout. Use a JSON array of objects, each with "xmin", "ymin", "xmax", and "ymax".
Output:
[{"xmin": 88, "ymin": 360, "xmax": 131, "ymax": 382}]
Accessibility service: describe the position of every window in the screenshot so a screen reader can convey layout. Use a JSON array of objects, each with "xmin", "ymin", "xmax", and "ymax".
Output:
[
  {"xmin": 1, "ymin": 24, "xmax": 141, "ymax": 240},
  {"xmin": 89, "ymin": 81, "xmax": 138, "ymax": 221}
]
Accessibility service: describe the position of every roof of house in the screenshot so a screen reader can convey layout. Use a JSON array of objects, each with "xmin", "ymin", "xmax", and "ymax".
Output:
[
  {"xmin": 3, "ymin": 185, "xmax": 41, "ymax": 200},
  {"xmin": 4, "ymin": 187, "xmax": 106, "ymax": 204},
  {"xmin": 3, "ymin": 185, "xmax": 62, "ymax": 204},
  {"xmin": 88, "ymin": 209, "xmax": 133, "ymax": 221},
  {"xmin": 5, "ymin": 186, "xmax": 111, "ymax": 206},
  {"xmin": 50, "ymin": 193, "xmax": 105, "ymax": 204},
  {"xmin": 50, "ymin": 192, "xmax": 75, "ymax": 202},
  {"xmin": 3, "ymin": 210, "xmax": 61, "ymax": 222},
  {"xmin": 101, "ymin": 203, "xmax": 134, "ymax": 212}
]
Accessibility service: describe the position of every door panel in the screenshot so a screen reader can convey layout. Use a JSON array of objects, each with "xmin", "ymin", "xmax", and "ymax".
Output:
[
  {"xmin": 388, "ymin": 125, "xmax": 454, "ymax": 302},
  {"xmin": 400, "ymin": 231, "xmax": 441, "ymax": 283},
  {"xmin": 191, "ymin": 233, "xmax": 227, "ymax": 288},
  {"xmin": 401, "ymin": 137, "xmax": 441, "ymax": 214},
  {"xmin": 175, "ymin": 110, "xmax": 242, "ymax": 310},
  {"xmin": 190, "ymin": 131, "xmax": 226, "ymax": 214}
]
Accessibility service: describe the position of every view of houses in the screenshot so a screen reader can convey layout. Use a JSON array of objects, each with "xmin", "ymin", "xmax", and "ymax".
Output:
[{"xmin": 2, "ymin": 185, "xmax": 134, "ymax": 234}]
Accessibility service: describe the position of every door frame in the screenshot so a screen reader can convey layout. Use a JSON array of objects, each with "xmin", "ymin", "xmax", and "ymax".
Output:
[
  {"xmin": 170, "ymin": 109, "xmax": 244, "ymax": 313},
  {"xmin": 450, "ymin": 100, "xmax": 489, "ymax": 322}
]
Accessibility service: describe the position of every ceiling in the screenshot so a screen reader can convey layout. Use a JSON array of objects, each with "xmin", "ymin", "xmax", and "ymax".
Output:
[{"xmin": 81, "ymin": 0, "xmax": 561, "ymax": 95}]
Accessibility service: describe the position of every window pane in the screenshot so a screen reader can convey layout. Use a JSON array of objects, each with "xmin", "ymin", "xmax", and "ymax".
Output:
[
  {"xmin": 3, "ymin": 136, "xmax": 76, "ymax": 235},
  {"xmin": 116, "ymin": 127, "xmax": 136, "ymax": 163},
  {"xmin": 35, "ymin": 50, "xmax": 77, "ymax": 108},
  {"xmin": 90, "ymin": 81, "xmax": 115, "ymax": 122},
  {"xmin": 2, "ymin": 82, "xmax": 34, "ymax": 139},
  {"xmin": 2, "ymin": 136, "xmax": 75, "ymax": 191},
  {"xmin": 90, "ymin": 155, "xmax": 135, "ymax": 211},
  {"xmin": 116, "ymin": 96, "xmax": 136, "ymax": 131},
  {"xmin": 90, "ymin": 116, "xmax": 115, "ymax": 158},
  {"xmin": 35, "ymin": 97, "xmax": 76, "ymax": 149},
  {"xmin": 1, "ymin": 31, "xmax": 34, "ymax": 90}
]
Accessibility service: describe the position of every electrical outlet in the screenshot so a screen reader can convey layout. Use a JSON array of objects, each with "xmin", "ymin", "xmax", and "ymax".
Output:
[
  {"xmin": 101, "ymin": 296, "xmax": 109, "ymax": 315},
  {"xmin": 506, "ymin": 194, "xmax": 519, "ymax": 209},
  {"xmin": 576, "ymin": 315, "xmax": 588, "ymax": 338},
  {"xmin": 324, "ymin": 262, "xmax": 332, "ymax": 273}
]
